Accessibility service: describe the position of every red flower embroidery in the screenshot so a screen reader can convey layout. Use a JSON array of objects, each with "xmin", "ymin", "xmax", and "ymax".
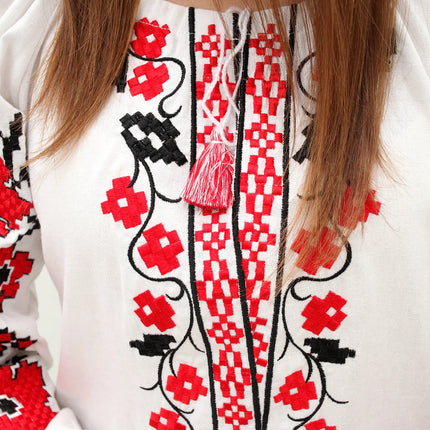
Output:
[
  {"xmin": 138, "ymin": 224, "xmax": 184, "ymax": 275},
  {"xmin": 132, "ymin": 18, "xmax": 170, "ymax": 58},
  {"xmin": 291, "ymin": 227, "xmax": 342, "ymax": 275},
  {"xmin": 166, "ymin": 363, "xmax": 208, "ymax": 404},
  {"xmin": 0, "ymin": 361, "xmax": 56, "ymax": 428},
  {"xmin": 128, "ymin": 62, "xmax": 169, "ymax": 100},
  {"xmin": 274, "ymin": 370, "xmax": 318, "ymax": 411},
  {"xmin": 134, "ymin": 290, "xmax": 176, "ymax": 332},
  {"xmin": 0, "ymin": 246, "xmax": 33, "ymax": 311},
  {"xmin": 302, "ymin": 291, "xmax": 347, "ymax": 335},
  {"xmin": 149, "ymin": 408, "xmax": 186, "ymax": 430},
  {"xmin": 305, "ymin": 419, "xmax": 337, "ymax": 430},
  {"xmin": 0, "ymin": 158, "xmax": 33, "ymax": 237},
  {"xmin": 101, "ymin": 176, "xmax": 148, "ymax": 229}
]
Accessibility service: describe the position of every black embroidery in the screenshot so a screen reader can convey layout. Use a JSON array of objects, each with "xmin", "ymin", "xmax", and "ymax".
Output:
[
  {"xmin": 130, "ymin": 334, "xmax": 176, "ymax": 356},
  {"xmin": 120, "ymin": 112, "xmax": 187, "ymax": 166},
  {"xmin": 0, "ymin": 397, "xmax": 20, "ymax": 416},
  {"xmin": 1, "ymin": 113, "xmax": 22, "ymax": 173},
  {"xmin": 293, "ymin": 122, "xmax": 313, "ymax": 164},
  {"xmin": 304, "ymin": 338, "xmax": 356, "ymax": 364},
  {"xmin": 0, "ymin": 265, "xmax": 10, "ymax": 283}
]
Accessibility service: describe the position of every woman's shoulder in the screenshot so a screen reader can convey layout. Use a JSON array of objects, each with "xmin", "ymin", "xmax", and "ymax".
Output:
[{"xmin": 0, "ymin": 0, "xmax": 58, "ymax": 111}]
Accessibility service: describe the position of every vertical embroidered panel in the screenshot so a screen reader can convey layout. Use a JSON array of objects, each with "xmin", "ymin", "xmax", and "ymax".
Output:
[
  {"xmin": 239, "ymin": 23, "xmax": 286, "ymax": 390},
  {"xmin": 193, "ymin": 22, "xmax": 255, "ymax": 429}
]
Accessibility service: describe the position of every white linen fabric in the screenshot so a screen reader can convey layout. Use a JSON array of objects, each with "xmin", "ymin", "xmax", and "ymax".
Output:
[{"xmin": 0, "ymin": 1, "xmax": 429, "ymax": 429}]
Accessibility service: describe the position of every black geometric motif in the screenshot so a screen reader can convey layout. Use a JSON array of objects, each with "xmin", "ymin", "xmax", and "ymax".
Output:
[
  {"xmin": 1, "ymin": 113, "xmax": 23, "ymax": 173},
  {"xmin": 130, "ymin": 333, "xmax": 176, "ymax": 357},
  {"xmin": 293, "ymin": 122, "xmax": 313, "ymax": 164},
  {"xmin": 120, "ymin": 112, "xmax": 187, "ymax": 166},
  {"xmin": 0, "ymin": 328, "xmax": 36, "ymax": 357},
  {"xmin": 0, "ymin": 265, "xmax": 10, "ymax": 283},
  {"xmin": 304, "ymin": 338, "xmax": 356, "ymax": 364},
  {"xmin": 0, "ymin": 396, "xmax": 21, "ymax": 416}
]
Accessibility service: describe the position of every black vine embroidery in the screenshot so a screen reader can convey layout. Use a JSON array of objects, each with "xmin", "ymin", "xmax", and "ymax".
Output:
[
  {"xmin": 130, "ymin": 334, "xmax": 177, "ymax": 357},
  {"xmin": 120, "ymin": 112, "xmax": 187, "ymax": 167}
]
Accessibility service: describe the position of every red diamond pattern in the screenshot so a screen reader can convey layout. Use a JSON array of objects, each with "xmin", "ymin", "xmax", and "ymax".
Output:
[
  {"xmin": 101, "ymin": 176, "xmax": 148, "ymax": 229},
  {"xmin": 274, "ymin": 370, "xmax": 318, "ymax": 411},
  {"xmin": 138, "ymin": 223, "xmax": 184, "ymax": 275},
  {"xmin": 166, "ymin": 363, "xmax": 208, "ymax": 405},
  {"xmin": 149, "ymin": 408, "xmax": 186, "ymax": 430},
  {"xmin": 132, "ymin": 18, "xmax": 170, "ymax": 58},
  {"xmin": 305, "ymin": 419, "xmax": 337, "ymax": 430},
  {"xmin": 134, "ymin": 290, "xmax": 176, "ymax": 332},
  {"xmin": 301, "ymin": 291, "xmax": 347, "ymax": 335},
  {"xmin": 291, "ymin": 227, "xmax": 342, "ymax": 275},
  {"xmin": 128, "ymin": 62, "xmax": 169, "ymax": 100}
]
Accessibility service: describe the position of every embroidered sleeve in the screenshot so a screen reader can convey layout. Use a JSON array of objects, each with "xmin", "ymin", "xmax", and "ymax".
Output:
[{"xmin": 0, "ymin": 1, "xmax": 82, "ymax": 428}]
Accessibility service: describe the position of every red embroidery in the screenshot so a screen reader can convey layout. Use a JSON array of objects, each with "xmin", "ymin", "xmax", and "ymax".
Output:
[
  {"xmin": 291, "ymin": 227, "xmax": 342, "ymax": 275},
  {"xmin": 0, "ymin": 246, "xmax": 33, "ymax": 311},
  {"xmin": 134, "ymin": 290, "xmax": 176, "ymax": 332},
  {"xmin": 0, "ymin": 328, "xmax": 36, "ymax": 357},
  {"xmin": 0, "ymin": 361, "xmax": 56, "ymax": 428},
  {"xmin": 218, "ymin": 400, "xmax": 254, "ymax": 429},
  {"xmin": 166, "ymin": 363, "xmax": 208, "ymax": 404},
  {"xmin": 302, "ymin": 291, "xmax": 347, "ymax": 335},
  {"xmin": 339, "ymin": 186, "xmax": 381, "ymax": 229},
  {"xmin": 101, "ymin": 176, "xmax": 148, "ymax": 229},
  {"xmin": 132, "ymin": 18, "xmax": 170, "ymax": 58},
  {"xmin": 138, "ymin": 224, "xmax": 184, "ymax": 275},
  {"xmin": 195, "ymin": 24, "xmax": 232, "ymax": 69},
  {"xmin": 0, "ymin": 158, "xmax": 33, "ymax": 237},
  {"xmin": 305, "ymin": 419, "xmax": 337, "ymax": 430},
  {"xmin": 149, "ymin": 408, "xmax": 186, "ymax": 430},
  {"xmin": 274, "ymin": 370, "xmax": 318, "ymax": 411},
  {"xmin": 128, "ymin": 62, "xmax": 170, "ymax": 100}
]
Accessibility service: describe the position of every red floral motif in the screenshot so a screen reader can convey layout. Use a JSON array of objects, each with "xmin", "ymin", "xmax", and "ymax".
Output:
[
  {"xmin": 132, "ymin": 18, "xmax": 170, "ymax": 58},
  {"xmin": 0, "ymin": 361, "xmax": 56, "ymax": 428},
  {"xmin": 291, "ymin": 227, "xmax": 342, "ymax": 275},
  {"xmin": 0, "ymin": 158, "xmax": 33, "ymax": 237},
  {"xmin": 0, "ymin": 328, "xmax": 35, "ymax": 357},
  {"xmin": 101, "ymin": 176, "xmax": 148, "ymax": 229},
  {"xmin": 134, "ymin": 290, "xmax": 175, "ymax": 332},
  {"xmin": 138, "ymin": 224, "xmax": 184, "ymax": 275},
  {"xmin": 149, "ymin": 408, "xmax": 186, "ymax": 430},
  {"xmin": 0, "ymin": 246, "xmax": 33, "ymax": 312},
  {"xmin": 166, "ymin": 363, "xmax": 208, "ymax": 404},
  {"xmin": 207, "ymin": 321, "xmax": 244, "ymax": 349},
  {"xmin": 128, "ymin": 62, "xmax": 169, "ymax": 100},
  {"xmin": 274, "ymin": 370, "xmax": 318, "ymax": 411},
  {"xmin": 339, "ymin": 186, "xmax": 381, "ymax": 229},
  {"xmin": 302, "ymin": 291, "xmax": 347, "ymax": 335},
  {"xmin": 218, "ymin": 400, "xmax": 254, "ymax": 429},
  {"xmin": 195, "ymin": 24, "xmax": 232, "ymax": 69},
  {"xmin": 305, "ymin": 419, "xmax": 337, "ymax": 430}
]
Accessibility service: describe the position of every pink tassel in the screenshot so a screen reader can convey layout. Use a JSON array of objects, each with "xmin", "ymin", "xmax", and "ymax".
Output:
[{"xmin": 182, "ymin": 133, "xmax": 234, "ymax": 209}]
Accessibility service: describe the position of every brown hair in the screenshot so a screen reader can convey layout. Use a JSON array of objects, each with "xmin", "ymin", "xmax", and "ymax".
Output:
[{"xmin": 33, "ymin": 0, "xmax": 397, "ymax": 282}]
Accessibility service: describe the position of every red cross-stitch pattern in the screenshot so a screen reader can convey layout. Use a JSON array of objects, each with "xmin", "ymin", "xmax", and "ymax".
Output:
[
  {"xmin": 274, "ymin": 370, "xmax": 318, "ymax": 411},
  {"xmin": 138, "ymin": 223, "xmax": 184, "ymax": 275},
  {"xmin": 0, "ymin": 158, "xmax": 33, "ymax": 237},
  {"xmin": 166, "ymin": 363, "xmax": 208, "ymax": 405},
  {"xmin": 195, "ymin": 24, "xmax": 234, "ymax": 149},
  {"xmin": 101, "ymin": 176, "xmax": 148, "ymax": 229},
  {"xmin": 0, "ymin": 246, "xmax": 33, "ymax": 312},
  {"xmin": 128, "ymin": 62, "xmax": 170, "ymax": 100},
  {"xmin": 305, "ymin": 419, "xmax": 337, "ymax": 430},
  {"xmin": 134, "ymin": 290, "xmax": 176, "ymax": 332},
  {"xmin": 195, "ymin": 210, "xmax": 253, "ymax": 429},
  {"xmin": 0, "ymin": 361, "xmax": 56, "ymax": 429},
  {"xmin": 291, "ymin": 227, "xmax": 343, "ymax": 275},
  {"xmin": 0, "ymin": 328, "xmax": 35, "ymax": 357},
  {"xmin": 194, "ymin": 23, "xmax": 254, "ymax": 428},
  {"xmin": 301, "ymin": 291, "xmax": 347, "ymax": 335},
  {"xmin": 149, "ymin": 408, "xmax": 186, "ymax": 430},
  {"xmin": 132, "ymin": 18, "xmax": 171, "ymax": 58},
  {"xmin": 238, "ymin": 23, "xmax": 286, "ymax": 383},
  {"xmin": 338, "ymin": 186, "xmax": 381, "ymax": 229}
]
